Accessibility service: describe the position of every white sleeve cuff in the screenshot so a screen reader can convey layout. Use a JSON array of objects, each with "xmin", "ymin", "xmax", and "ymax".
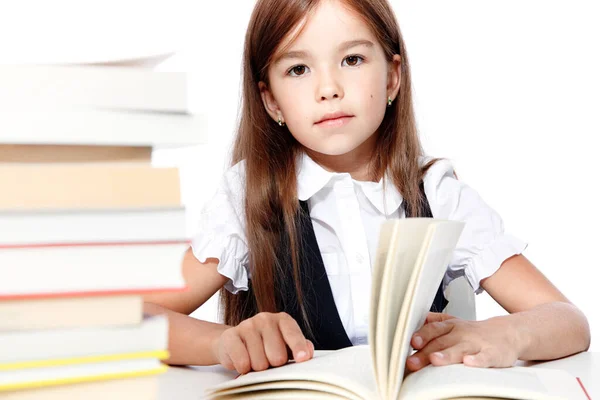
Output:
[
  {"xmin": 464, "ymin": 233, "xmax": 528, "ymax": 294},
  {"xmin": 191, "ymin": 232, "xmax": 249, "ymax": 294}
]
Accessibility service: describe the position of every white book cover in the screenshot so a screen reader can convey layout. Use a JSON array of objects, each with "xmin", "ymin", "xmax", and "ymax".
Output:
[
  {"xmin": 0, "ymin": 108, "xmax": 206, "ymax": 148},
  {"xmin": 0, "ymin": 65, "xmax": 188, "ymax": 113},
  {"xmin": 0, "ymin": 241, "xmax": 188, "ymax": 296},
  {"xmin": 0, "ymin": 315, "xmax": 167, "ymax": 365},
  {"xmin": 0, "ymin": 207, "xmax": 187, "ymax": 245}
]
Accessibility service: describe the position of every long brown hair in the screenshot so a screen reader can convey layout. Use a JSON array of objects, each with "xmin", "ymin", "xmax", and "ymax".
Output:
[{"xmin": 222, "ymin": 0, "xmax": 440, "ymax": 330}]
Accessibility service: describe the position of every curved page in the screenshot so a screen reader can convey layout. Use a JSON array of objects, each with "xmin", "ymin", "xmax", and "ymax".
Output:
[
  {"xmin": 398, "ymin": 364, "xmax": 586, "ymax": 400},
  {"xmin": 374, "ymin": 219, "xmax": 434, "ymax": 395},
  {"xmin": 212, "ymin": 380, "xmax": 361, "ymax": 400},
  {"xmin": 214, "ymin": 390, "xmax": 349, "ymax": 399},
  {"xmin": 388, "ymin": 221, "xmax": 465, "ymax": 399},
  {"xmin": 369, "ymin": 220, "xmax": 397, "ymax": 381},
  {"xmin": 386, "ymin": 223, "xmax": 435, "ymax": 398},
  {"xmin": 205, "ymin": 346, "xmax": 377, "ymax": 400}
]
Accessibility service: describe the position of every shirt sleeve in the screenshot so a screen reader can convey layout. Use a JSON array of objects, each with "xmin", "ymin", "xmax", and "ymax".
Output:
[
  {"xmin": 423, "ymin": 159, "xmax": 528, "ymax": 294},
  {"xmin": 190, "ymin": 161, "xmax": 249, "ymax": 294}
]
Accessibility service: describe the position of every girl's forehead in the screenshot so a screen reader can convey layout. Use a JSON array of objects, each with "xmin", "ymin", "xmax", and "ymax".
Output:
[{"xmin": 276, "ymin": 0, "xmax": 376, "ymax": 56}]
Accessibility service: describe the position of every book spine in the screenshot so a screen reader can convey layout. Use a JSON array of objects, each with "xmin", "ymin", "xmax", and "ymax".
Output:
[
  {"xmin": 0, "ymin": 286, "xmax": 186, "ymax": 301},
  {"xmin": 0, "ymin": 350, "xmax": 169, "ymax": 371}
]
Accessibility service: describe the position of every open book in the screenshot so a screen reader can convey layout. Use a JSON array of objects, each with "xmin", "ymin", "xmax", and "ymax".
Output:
[{"xmin": 205, "ymin": 219, "xmax": 589, "ymax": 399}]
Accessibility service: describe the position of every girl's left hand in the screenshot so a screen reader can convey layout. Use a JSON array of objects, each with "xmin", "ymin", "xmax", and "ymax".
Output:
[{"xmin": 406, "ymin": 312, "xmax": 523, "ymax": 372}]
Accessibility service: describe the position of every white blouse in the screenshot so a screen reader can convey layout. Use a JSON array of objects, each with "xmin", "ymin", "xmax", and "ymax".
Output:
[{"xmin": 191, "ymin": 152, "xmax": 527, "ymax": 345}]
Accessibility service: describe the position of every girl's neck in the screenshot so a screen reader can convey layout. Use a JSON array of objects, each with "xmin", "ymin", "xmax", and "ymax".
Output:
[{"xmin": 305, "ymin": 134, "xmax": 378, "ymax": 182}]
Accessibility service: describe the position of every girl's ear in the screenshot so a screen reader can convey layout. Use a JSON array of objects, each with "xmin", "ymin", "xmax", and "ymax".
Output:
[
  {"xmin": 258, "ymin": 81, "xmax": 282, "ymax": 123},
  {"xmin": 387, "ymin": 54, "xmax": 402, "ymax": 102}
]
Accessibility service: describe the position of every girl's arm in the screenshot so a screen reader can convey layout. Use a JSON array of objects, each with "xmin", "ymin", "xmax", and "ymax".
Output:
[
  {"xmin": 143, "ymin": 247, "xmax": 314, "ymax": 371},
  {"xmin": 407, "ymin": 254, "xmax": 591, "ymax": 371},
  {"xmin": 480, "ymin": 254, "xmax": 591, "ymax": 360},
  {"xmin": 143, "ymin": 248, "xmax": 230, "ymax": 366}
]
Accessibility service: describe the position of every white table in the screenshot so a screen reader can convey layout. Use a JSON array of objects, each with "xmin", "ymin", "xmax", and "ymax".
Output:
[{"xmin": 157, "ymin": 351, "xmax": 598, "ymax": 399}]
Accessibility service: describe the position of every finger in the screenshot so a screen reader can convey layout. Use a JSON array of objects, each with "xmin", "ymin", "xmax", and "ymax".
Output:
[
  {"xmin": 220, "ymin": 350, "xmax": 235, "ymax": 371},
  {"xmin": 224, "ymin": 333, "xmax": 252, "ymax": 374},
  {"xmin": 425, "ymin": 312, "xmax": 445, "ymax": 324},
  {"xmin": 429, "ymin": 342, "xmax": 478, "ymax": 367},
  {"xmin": 241, "ymin": 329, "xmax": 270, "ymax": 372},
  {"xmin": 407, "ymin": 332, "xmax": 458, "ymax": 372},
  {"xmin": 463, "ymin": 348, "xmax": 501, "ymax": 368},
  {"xmin": 412, "ymin": 321, "xmax": 454, "ymax": 350},
  {"xmin": 260, "ymin": 317, "xmax": 290, "ymax": 368},
  {"xmin": 306, "ymin": 340, "xmax": 315, "ymax": 358},
  {"xmin": 426, "ymin": 312, "xmax": 456, "ymax": 324},
  {"xmin": 407, "ymin": 351, "xmax": 428, "ymax": 372},
  {"xmin": 278, "ymin": 313, "xmax": 311, "ymax": 362}
]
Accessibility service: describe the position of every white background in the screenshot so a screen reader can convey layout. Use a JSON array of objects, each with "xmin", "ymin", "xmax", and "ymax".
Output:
[{"xmin": 2, "ymin": 1, "xmax": 597, "ymax": 350}]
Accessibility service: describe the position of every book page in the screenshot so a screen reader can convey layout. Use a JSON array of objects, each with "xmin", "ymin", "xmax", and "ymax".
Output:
[
  {"xmin": 206, "ymin": 346, "xmax": 377, "ymax": 400},
  {"xmin": 369, "ymin": 220, "xmax": 396, "ymax": 379},
  {"xmin": 211, "ymin": 380, "xmax": 360, "ymax": 399},
  {"xmin": 388, "ymin": 220, "xmax": 465, "ymax": 399},
  {"xmin": 374, "ymin": 219, "xmax": 433, "ymax": 394},
  {"xmin": 399, "ymin": 364, "xmax": 588, "ymax": 400},
  {"xmin": 215, "ymin": 389, "xmax": 348, "ymax": 399}
]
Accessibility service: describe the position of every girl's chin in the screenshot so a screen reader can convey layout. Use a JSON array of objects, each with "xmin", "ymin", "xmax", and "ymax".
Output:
[
  {"xmin": 305, "ymin": 146, "xmax": 364, "ymax": 159},
  {"xmin": 311, "ymin": 138, "xmax": 374, "ymax": 157}
]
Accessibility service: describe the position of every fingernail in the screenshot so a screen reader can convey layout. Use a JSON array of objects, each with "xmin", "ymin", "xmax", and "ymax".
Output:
[
  {"xmin": 408, "ymin": 357, "xmax": 420, "ymax": 366},
  {"xmin": 465, "ymin": 355, "xmax": 476, "ymax": 363},
  {"xmin": 433, "ymin": 352, "xmax": 444, "ymax": 359},
  {"xmin": 413, "ymin": 335, "xmax": 423, "ymax": 347},
  {"xmin": 296, "ymin": 351, "xmax": 307, "ymax": 360}
]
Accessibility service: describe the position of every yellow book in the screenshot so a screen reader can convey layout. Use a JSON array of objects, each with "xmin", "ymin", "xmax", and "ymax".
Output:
[
  {"xmin": 0, "ymin": 350, "xmax": 169, "ymax": 371},
  {"xmin": 0, "ymin": 351, "xmax": 168, "ymax": 392}
]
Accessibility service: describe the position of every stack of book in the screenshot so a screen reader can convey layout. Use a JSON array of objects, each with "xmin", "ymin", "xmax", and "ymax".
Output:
[{"xmin": 0, "ymin": 62, "xmax": 203, "ymax": 399}]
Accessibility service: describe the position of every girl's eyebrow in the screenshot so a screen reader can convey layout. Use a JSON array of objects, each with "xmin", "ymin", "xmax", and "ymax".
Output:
[
  {"xmin": 275, "ymin": 39, "xmax": 374, "ymax": 64},
  {"xmin": 338, "ymin": 39, "xmax": 374, "ymax": 51}
]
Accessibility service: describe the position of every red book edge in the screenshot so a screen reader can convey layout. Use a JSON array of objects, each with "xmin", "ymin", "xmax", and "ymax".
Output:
[
  {"xmin": 577, "ymin": 377, "xmax": 592, "ymax": 400},
  {"xmin": 0, "ymin": 286, "xmax": 188, "ymax": 301},
  {"xmin": 0, "ymin": 239, "xmax": 191, "ymax": 249}
]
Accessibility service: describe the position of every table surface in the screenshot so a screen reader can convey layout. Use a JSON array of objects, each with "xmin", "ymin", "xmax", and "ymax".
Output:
[{"xmin": 157, "ymin": 351, "xmax": 599, "ymax": 399}]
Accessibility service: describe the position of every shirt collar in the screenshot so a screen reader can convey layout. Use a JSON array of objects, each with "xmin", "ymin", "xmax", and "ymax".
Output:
[
  {"xmin": 296, "ymin": 152, "xmax": 404, "ymax": 216},
  {"xmin": 355, "ymin": 176, "xmax": 404, "ymax": 216},
  {"xmin": 296, "ymin": 152, "xmax": 337, "ymax": 201}
]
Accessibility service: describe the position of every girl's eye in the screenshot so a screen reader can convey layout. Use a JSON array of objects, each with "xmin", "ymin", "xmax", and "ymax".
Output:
[
  {"xmin": 343, "ymin": 55, "xmax": 364, "ymax": 67},
  {"xmin": 288, "ymin": 65, "xmax": 308, "ymax": 77}
]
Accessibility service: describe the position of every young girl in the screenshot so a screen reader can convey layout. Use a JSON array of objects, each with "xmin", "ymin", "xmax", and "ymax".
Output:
[{"xmin": 144, "ymin": 0, "xmax": 590, "ymax": 375}]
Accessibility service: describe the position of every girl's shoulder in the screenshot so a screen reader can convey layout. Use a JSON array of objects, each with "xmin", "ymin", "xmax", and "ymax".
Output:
[
  {"xmin": 199, "ymin": 160, "xmax": 247, "ymax": 221},
  {"xmin": 208, "ymin": 160, "xmax": 247, "ymax": 208},
  {"xmin": 191, "ymin": 160, "xmax": 250, "ymax": 294},
  {"xmin": 419, "ymin": 155, "xmax": 456, "ymax": 187},
  {"xmin": 223, "ymin": 159, "xmax": 247, "ymax": 188}
]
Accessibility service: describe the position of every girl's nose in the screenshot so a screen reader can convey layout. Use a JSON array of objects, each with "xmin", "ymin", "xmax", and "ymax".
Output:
[{"xmin": 316, "ymin": 70, "xmax": 344, "ymax": 102}]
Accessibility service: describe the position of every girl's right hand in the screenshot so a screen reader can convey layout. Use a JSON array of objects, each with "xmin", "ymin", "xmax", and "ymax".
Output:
[{"xmin": 212, "ymin": 312, "xmax": 315, "ymax": 374}]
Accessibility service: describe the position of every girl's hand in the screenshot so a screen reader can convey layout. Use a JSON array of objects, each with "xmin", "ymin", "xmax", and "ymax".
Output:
[
  {"xmin": 212, "ymin": 312, "xmax": 314, "ymax": 374},
  {"xmin": 406, "ymin": 312, "xmax": 523, "ymax": 372}
]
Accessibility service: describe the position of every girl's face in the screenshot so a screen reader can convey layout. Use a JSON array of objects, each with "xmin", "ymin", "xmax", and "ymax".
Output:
[{"xmin": 259, "ymin": 0, "xmax": 401, "ymax": 164}]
